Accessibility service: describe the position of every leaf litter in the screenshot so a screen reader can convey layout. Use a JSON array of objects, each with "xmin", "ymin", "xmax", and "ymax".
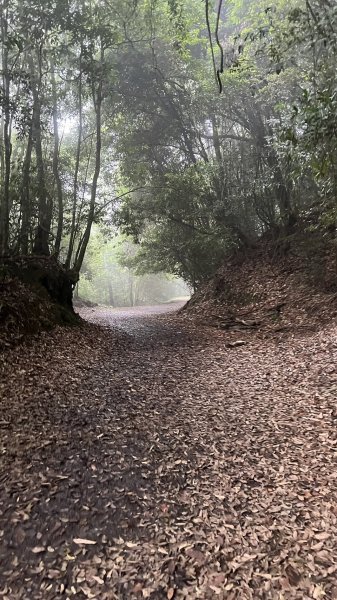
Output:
[{"xmin": 1, "ymin": 304, "xmax": 337, "ymax": 599}]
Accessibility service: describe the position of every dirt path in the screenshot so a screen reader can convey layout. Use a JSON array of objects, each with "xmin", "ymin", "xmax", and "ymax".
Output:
[
  {"xmin": 1, "ymin": 306, "xmax": 337, "ymax": 599},
  {"xmin": 78, "ymin": 303, "xmax": 186, "ymax": 341}
]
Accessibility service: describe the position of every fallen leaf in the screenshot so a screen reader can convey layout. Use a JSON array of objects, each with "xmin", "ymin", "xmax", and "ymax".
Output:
[
  {"xmin": 31, "ymin": 546, "xmax": 45, "ymax": 554},
  {"xmin": 315, "ymin": 532, "xmax": 330, "ymax": 541},
  {"xmin": 285, "ymin": 565, "xmax": 301, "ymax": 586},
  {"xmin": 125, "ymin": 541, "xmax": 138, "ymax": 548}
]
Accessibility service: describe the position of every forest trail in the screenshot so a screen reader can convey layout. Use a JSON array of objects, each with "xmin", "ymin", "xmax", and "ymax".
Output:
[
  {"xmin": 78, "ymin": 303, "xmax": 186, "ymax": 340},
  {"xmin": 1, "ymin": 308, "xmax": 337, "ymax": 599}
]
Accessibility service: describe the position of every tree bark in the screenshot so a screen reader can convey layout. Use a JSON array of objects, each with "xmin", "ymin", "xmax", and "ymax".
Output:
[
  {"xmin": 51, "ymin": 61, "xmax": 64, "ymax": 257},
  {"xmin": 65, "ymin": 44, "xmax": 83, "ymax": 268},
  {"xmin": 74, "ymin": 46, "xmax": 104, "ymax": 274},
  {"xmin": 0, "ymin": 2, "xmax": 11, "ymax": 256},
  {"xmin": 20, "ymin": 123, "xmax": 34, "ymax": 254},
  {"xmin": 30, "ymin": 51, "xmax": 52, "ymax": 256}
]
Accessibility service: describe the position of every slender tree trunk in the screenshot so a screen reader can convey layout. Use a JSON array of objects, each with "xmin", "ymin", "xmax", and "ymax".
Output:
[
  {"xmin": 158, "ymin": 90, "xmax": 197, "ymax": 165},
  {"xmin": 65, "ymin": 45, "xmax": 83, "ymax": 268},
  {"xmin": 73, "ymin": 134, "xmax": 94, "ymax": 267},
  {"xmin": 74, "ymin": 47, "xmax": 104, "ymax": 274},
  {"xmin": 107, "ymin": 278, "xmax": 115, "ymax": 306},
  {"xmin": 0, "ymin": 2, "xmax": 11, "ymax": 256},
  {"xmin": 129, "ymin": 272, "xmax": 134, "ymax": 307},
  {"xmin": 103, "ymin": 253, "xmax": 115, "ymax": 306},
  {"xmin": 29, "ymin": 52, "xmax": 51, "ymax": 256},
  {"xmin": 51, "ymin": 61, "xmax": 64, "ymax": 257},
  {"xmin": 267, "ymin": 150, "xmax": 295, "ymax": 228},
  {"xmin": 0, "ymin": 116, "xmax": 4, "ymax": 190},
  {"xmin": 211, "ymin": 114, "xmax": 226, "ymax": 201},
  {"xmin": 211, "ymin": 115, "xmax": 223, "ymax": 166},
  {"xmin": 20, "ymin": 124, "xmax": 34, "ymax": 254},
  {"xmin": 248, "ymin": 109, "xmax": 295, "ymax": 229}
]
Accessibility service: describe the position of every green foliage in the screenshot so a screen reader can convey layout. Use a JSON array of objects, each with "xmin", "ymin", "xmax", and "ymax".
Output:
[
  {"xmin": 78, "ymin": 228, "xmax": 190, "ymax": 305},
  {"xmin": 116, "ymin": 163, "xmax": 241, "ymax": 287},
  {"xmin": 1, "ymin": 0, "xmax": 337, "ymax": 296}
]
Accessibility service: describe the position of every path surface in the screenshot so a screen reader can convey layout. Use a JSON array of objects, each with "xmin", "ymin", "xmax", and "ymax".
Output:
[
  {"xmin": 1, "ymin": 306, "xmax": 337, "ymax": 599},
  {"xmin": 79, "ymin": 303, "xmax": 185, "ymax": 339}
]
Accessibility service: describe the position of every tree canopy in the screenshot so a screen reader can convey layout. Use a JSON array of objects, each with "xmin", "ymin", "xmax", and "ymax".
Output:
[{"xmin": 0, "ymin": 0, "xmax": 336, "ymax": 289}]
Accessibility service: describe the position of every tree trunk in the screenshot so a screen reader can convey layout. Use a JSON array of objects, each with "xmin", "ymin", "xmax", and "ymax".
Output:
[
  {"xmin": 20, "ymin": 123, "xmax": 34, "ymax": 254},
  {"xmin": 267, "ymin": 150, "xmax": 295, "ymax": 229},
  {"xmin": 73, "ymin": 46, "xmax": 104, "ymax": 274},
  {"xmin": 51, "ymin": 62, "xmax": 64, "ymax": 257},
  {"xmin": 129, "ymin": 272, "xmax": 134, "ymax": 307},
  {"xmin": 0, "ymin": 2, "xmax": 11, "ymax": 256},
  {"xmin": 65, "ymin": 45, "xmax": 83, "ymax": 269},
  {"xmin": 29, "ymin": 52, "xmax": 51, "ymax": 256},
  {"xmin": 211, "ymin": 114, "xmax": 226, "ymax": 201},
  {"xmin": 107, "ymin": 278, "xmax": 115, "ymax": 306}
]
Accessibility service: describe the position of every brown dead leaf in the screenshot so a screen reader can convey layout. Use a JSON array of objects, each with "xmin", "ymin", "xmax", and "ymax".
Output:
[
  {"xmin": 125, "ymin": 541, "xmax": 138, "ymax": 548},
  {"xmin": 285, "ymin": 565, "xmax": 302, "ymax": 586},
  {"xmin": 92, "ymin": 575, "xmax": 104, "ymax": 585},
  {"xmin": 331, "ymin": 587, "xmax": 337, "ymax": 600},
  {"xmin": 312, "ymin": 585, "xmax": 326, "ymax": 599},
  {"xmin": 31, "ymin": 546, "xmax": 45, "ymax": 554},
  {"xmin": 315, "ymin": 532, "xmax": 330, "ymax": 541}
]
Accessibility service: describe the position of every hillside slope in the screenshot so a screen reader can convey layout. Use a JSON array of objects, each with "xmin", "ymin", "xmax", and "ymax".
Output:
[
  {"xmin": 0, "ymin": 257, "xmax": 78, "ymax": 350},
  {"xmin": 183, "ymin": 228, "xmax": 337, "ymax": 336}
]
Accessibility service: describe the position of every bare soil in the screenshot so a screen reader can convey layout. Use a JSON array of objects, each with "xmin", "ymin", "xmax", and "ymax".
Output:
[{"xmin": 1, "ymin": 304, "xmax": 337, "ymax": 599}]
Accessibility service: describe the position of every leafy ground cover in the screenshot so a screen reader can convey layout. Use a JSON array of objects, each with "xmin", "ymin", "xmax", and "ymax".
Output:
[
  {"xmin": 1, "ymin": 305, "xmax": 337, "ymax": 599},
  {"xmin": 0, "ymin": 258, "xmax": 78, "ymax": 351},
  {"xmin": 184, "ymin": 232, "xmax": 337, "ymax": 336}
]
